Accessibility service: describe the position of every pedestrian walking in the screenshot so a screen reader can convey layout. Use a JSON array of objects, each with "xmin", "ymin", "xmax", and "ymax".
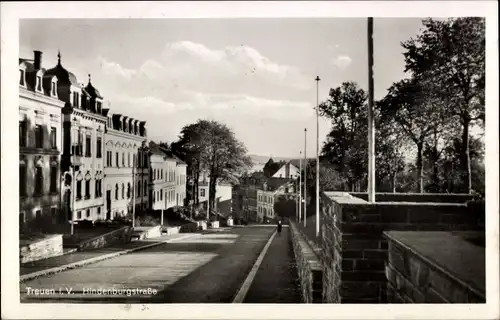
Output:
[{"xmin": 277, "ymin": 220, "xmax": 282, "ymax": 235}]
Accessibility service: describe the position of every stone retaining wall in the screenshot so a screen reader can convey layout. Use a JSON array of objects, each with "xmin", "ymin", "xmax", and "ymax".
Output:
[
  {"xmin": 349, "ymin": 192, "xmax": 478, "ymax": 204},
  {"xmin": 290, "ymin": 222, "xmax": 323, "ymax": 303},
  {"xmin": 74, "ymin": 226, "xmax": 132, "ymax": 251},
  {"xmin": 384, "ymin": 231, "xmax": 485, "ymax": 303},
  {"xmin": 20, "ymin": 234, "xmax": 63, "ymax": 264},
  {"xmin": 320, "ymin": 194, "xmax": 484, "ymax": 303}
]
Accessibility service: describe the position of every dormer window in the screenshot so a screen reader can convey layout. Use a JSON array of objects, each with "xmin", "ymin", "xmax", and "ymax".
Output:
[
  {"xmin": 51, "ymin": 82, "xmax": 57, "ymax": 96},
  {"xmin": 36, "ymin": 76, "xmax": 42, "ymax": 92},
  {"xmin": 73, "ymin": 92, "xmax": 79, "ymax": 108},
  {"xmin": 19, "ymin": 70, "xmax": 25, "ymax": 86},
  {"xmin": 96, "ymin": 101, "xmax": 102, "ymax": 114}
]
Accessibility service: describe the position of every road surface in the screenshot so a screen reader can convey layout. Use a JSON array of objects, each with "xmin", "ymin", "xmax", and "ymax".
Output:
[{"xmin": 20, "ymin": 226, "xmax": 300, "ymax": 303}]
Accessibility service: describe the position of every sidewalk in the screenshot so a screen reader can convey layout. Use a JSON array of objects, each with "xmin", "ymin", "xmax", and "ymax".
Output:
[
  {"xmin": 20, "ymin": 233, "xmax": 197, "ymax": 278},
  {"xmin": 242, "ymin": 228, "xmax": 302, "ymax": 303}
]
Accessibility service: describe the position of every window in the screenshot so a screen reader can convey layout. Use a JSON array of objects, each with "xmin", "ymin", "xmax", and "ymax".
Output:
[
  {"xmin": 121, "ymin": 183, "xmax": 125, "ymax": 199},
  {"xmin": 127, "ymin": 183, "xmax": 131, "ymax": 199},
  {"xmin": 19, "ymin": 70, "xmax": 25, "ymax": 86},
  {"xmin": 160, "ymin": 190, "xmax": 163, "ymax": 201},
  {"xmin": 122, "ymin": 152, "xmax": 125, "ymax": 167},
  {"xmin": 50, "ymin": 127, "xmax": 57, "ymax": 149},
  {"xmin": 77, "ymin": 211, "xmax": 82, "ymax": 219},
  {"xmin": 128, "ymin": 153, "xmax": 131, "ymax": 167},
  {"xmin": 97, "ymin": 207, "xmax": 101, "ymax": 215},
  {"xmin": 85, "ymin": 135, "xmax": 91, "ymax": 157},
  {"xmin": 35, "ymin": 125, "xmax": 43, "ymax": 148},
  {"xmin": 86, "ymin": 209, "xmax": 90, "ymax": 218},
  {"xmin": 133, "ymin": 154, "xmax": 137, "ymax": 168},
  {"xmin": 115, "ymin": 184, "xmax": 119, "ymax": 200},
  {"xmin": 51, "ymin": 82, "xmax": 57, "ymax": 96},
  {"xmin": 76, "ymin": 180, "xmax": 82, "ymax": 200},
  {"xmin": 19, "ymin": 120, "xmax": 26, "ymax": 147},
  {"xmin": 50, "ymin": 164, "xmax": 57, "ymax": 193},
  {"xmin": 95, "ymin": 179, "xmax": 100, "ymax": 198},
  {"xmin": 138, "ymin": 181, "xmax": 141, "ymax": 196},
  {"xmin": 73, "ymin": 92, "xmax": 79, "ymax": 108},
  {"xmin": 19, "ymin": 160, "xmax": 26, "ymax": 197},
  {"xmin": 153, "ymin": 191, "xmax": 156, "ymax": 203},
  {"xmin": 200, "ymin": 189, "xmax": 205, "ymax": 197},
  {"xmin": 116, "ymin": 152, "xmax": 119, "ymax": 167},
  {"xmin": 96, "ymin": 137, "xmax": 102, "ymax": 158},
  {"xmin": 34, "ymin": 166, "xmax": 43, "ymax": 195},
  {"xmin": 144, "ymin": 183, "xmax": 147, "ymax": 196},
  {"xmin": 106, "ymin": 151, "xmax": 112, "ymax": 167},
  {"xmin": 96, "ymin": 102, "xmax": 102, "ymax": 113},
  {"xmin": 85, "ymin": 180, "xmax": 90, "ymax": 199},
  {"xmin": 36, "ymin": 76, "xmax": 42, "ymax": 91}
]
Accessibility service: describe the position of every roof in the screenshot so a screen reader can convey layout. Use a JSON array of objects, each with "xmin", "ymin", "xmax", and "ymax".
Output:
[
  {"xmin": 264, "ymin": 177, "xmax": 293, "ymax": 192},
  {"xmin": 85, "ymin": 81, "xmax": 103, "ymax": 99}
]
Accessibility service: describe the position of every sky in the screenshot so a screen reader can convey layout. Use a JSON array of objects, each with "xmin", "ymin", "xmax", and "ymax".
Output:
[{"xmin": 20, "ymin": 18, "xmax": 427, "ymax": 158}]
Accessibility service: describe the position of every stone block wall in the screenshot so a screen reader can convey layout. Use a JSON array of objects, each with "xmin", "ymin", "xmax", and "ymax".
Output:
[
  {"xmin": 385, "ymin": 231, "xmax": 485, "ymax": 303},
  {"xmin": 320, "ymin": 195, "xmax": 484, "ymax": 303},
  {"xmin": 349, "ymin": 192, "xmax": 478, "ymax": 204},
  {"xmin": 76, "ymin": 226, "xmax": 132, "ymax": 251},
  {"xmin": 20, "ymin": 234, "xmax": 64, "ymax": 263},
  {"xmin": 290, "ymin": 222, "xmax": 323, "ymax": 303}
]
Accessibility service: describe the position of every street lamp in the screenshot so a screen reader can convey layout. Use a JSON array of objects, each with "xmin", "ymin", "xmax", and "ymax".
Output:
[
  {"xmin": 299, "ymin": 151, "xmax": 302, "ymax": 223},
  {"xmin": 303, "ymin": 128, "xmax": 307, "ymax": 228},
  {"xmin": 315, "ymin": 76, "xmax": 320, "ymax": 237}
]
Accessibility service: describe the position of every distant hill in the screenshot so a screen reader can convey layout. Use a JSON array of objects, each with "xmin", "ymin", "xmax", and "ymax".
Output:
[{"xmin": 248, "ymin": 154, "xmax": 294, "ymax": 165}]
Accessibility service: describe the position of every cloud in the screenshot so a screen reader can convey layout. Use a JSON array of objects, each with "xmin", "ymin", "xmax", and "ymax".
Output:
[
  {"xmin": 331, "ymin": 55, "xmax": 352, "ymax": 69},
  {"xmin": 98, "ymin": 56, "xmax": 136, "ymax": 79}
]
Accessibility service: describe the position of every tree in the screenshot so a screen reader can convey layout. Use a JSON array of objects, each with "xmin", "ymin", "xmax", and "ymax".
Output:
[
  {"xmin": 375, "ymin": 105, "xmax": 406, "ymax": 192},
  {"xmin": 318, "ymin": 82, "xmax": 369, "ymax": 191},
  {"xmin": 379, "ymin": 78, "xmax": 447, "ymax": 193},
  {"xmin": 172, "ymin": 120, "xmax": 213, "ymax": 206},
  {"xmin": 198, "ymin": 120, "xmax": 252, "ymax": 213},
  {"xmin": 401, "ymin": 17, "xmax": 485, "ymax": 193}
]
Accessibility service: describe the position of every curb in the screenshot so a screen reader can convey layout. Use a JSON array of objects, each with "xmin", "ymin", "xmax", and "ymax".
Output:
[{"xmin": 19, "ymin": 233, "xmax": 198, "ymax": 283}]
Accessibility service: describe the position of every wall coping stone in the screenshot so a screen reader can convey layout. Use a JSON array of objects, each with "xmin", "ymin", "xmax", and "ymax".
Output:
[{"xmin": 384, "ymin": 231, "xmax": 485, "ymax": 300}]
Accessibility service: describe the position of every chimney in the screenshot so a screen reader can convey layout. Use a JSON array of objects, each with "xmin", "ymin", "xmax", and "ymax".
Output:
[{"xmin": 34, "ymin": 50, "xmax": 42, "ymax": 70}]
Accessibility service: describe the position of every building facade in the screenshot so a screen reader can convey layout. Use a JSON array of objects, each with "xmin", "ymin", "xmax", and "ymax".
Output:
[
  {"xmin": 19, "ymin": 51, "xmax": 66, "ymax": 233},
  {"xmin": 43, "ymin": 51, "xmax": 108, "ymax": 223},
  {"xmin": 148, "ymin": 143, "xmax": 177, "ymax": 212},
  {"xmin": 174, "ymin": 157, "xmax": 187, "ymax": 207},
  {"xmin": 104, "ymin": 113, "xmax": 147, "ymax": 220},
  {"xmin": 256, "ymin": 179, "xmax": 294, "ymax": 223}
]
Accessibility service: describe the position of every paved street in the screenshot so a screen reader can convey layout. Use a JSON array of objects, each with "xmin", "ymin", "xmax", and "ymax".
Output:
[{"xmin": 20, "ymin": 226, "xmax": 298, "ymax": 303}]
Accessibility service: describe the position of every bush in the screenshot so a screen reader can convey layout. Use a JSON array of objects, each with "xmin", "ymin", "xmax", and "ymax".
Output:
[
  {"xmin": 136, "ymin": 215, "xmax": 160, "ymax": 227},
  {"xmin": 78, "ymin": 220, "xmax": 95, "ymax": 229}
]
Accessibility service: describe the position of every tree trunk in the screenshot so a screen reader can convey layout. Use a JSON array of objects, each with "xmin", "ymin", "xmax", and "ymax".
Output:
[
  {"xmin": 461, "ymin": 118, "xmax": 472, "ymax": 193},
  {"xmin": 416, "ymin": 142, "xmax": 424, "ymax": 193},
  {"xmin": 209, "ymin": 175, "xmax": 217, "ymax": 219}
]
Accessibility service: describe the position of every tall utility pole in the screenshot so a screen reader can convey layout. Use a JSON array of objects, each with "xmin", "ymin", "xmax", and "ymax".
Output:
[
  {"xmin": 367, "ymin": 17, "xmax": 376, "ymax": 203},
  {"xmin": 299, "ymin": 151, "xmax": 302, "ymax": 223},
  {"xmin": 132, "ymin": 155, "xmax": 136, "ymax": 228},
  {"xmin": 304, "ymin": 128, "xmax": 307, "ymax": 228},
  {"xmin": 315, "ymin": 76, "xmax": 321, "ymax": 237}
]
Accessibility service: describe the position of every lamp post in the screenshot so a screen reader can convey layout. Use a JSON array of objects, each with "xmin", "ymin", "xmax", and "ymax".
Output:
[
  {"xmin": 303, "ymin": 128, "xmax": 307, "ymax": 228},
  {"xmin": 315, "ymin": 76, "xmax": 321, "ymax": 237},
  {"xmin": 299, "ymin": 151, "xmax": 302, "ymax": 223},
  {"xmin": 367, "ymin": 17, "xmax": 376, "ymax": 203}
]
